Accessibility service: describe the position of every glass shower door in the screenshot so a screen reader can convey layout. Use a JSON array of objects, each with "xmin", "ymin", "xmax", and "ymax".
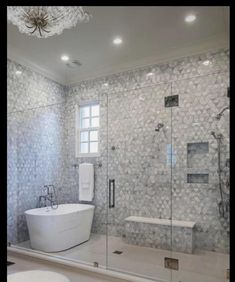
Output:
[
  {"xmin": 171, "ymin": 76, "xmax": 230, "ymax": 282},
  {"xmin": 106, "ymin": 84, "xmax": 174, "ymax": 281}
]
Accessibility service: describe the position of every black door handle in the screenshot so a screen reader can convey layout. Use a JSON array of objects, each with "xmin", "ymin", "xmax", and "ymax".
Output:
[{"xmin": 109, "ymin": 179, "xmax": 115, "ymax": 208}]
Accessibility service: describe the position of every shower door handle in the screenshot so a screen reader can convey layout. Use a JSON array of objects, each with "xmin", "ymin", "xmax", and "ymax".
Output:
[{"xmin": 109, "ymin": 179, "xmax": 115, "ymax": 208}]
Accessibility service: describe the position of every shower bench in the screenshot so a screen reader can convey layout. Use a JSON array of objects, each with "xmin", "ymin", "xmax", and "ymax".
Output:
[{"xmin": 123, "ymin": 216, "xmax": 196, "ymax": 254}]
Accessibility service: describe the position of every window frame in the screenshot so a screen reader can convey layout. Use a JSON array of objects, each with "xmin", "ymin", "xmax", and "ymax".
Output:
[{"xmin": 75, "ymin": 101, "xmax": 100, "ymax": 158}]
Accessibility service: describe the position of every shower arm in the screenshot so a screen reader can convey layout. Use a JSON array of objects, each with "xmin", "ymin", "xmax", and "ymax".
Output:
[{"xmin": 216, "ymin": 106, "xmax": 229, "ymax": 119}]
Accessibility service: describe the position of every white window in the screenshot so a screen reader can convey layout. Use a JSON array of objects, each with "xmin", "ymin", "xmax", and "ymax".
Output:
[{"xmin": 76, "ymin": 102, "xmax": 100, "ymax": 157}]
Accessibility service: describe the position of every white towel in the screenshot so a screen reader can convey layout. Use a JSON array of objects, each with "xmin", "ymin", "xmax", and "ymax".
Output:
[{"xmin": 79, "ymin": 163, "xmax": 94, "ymax": 201}]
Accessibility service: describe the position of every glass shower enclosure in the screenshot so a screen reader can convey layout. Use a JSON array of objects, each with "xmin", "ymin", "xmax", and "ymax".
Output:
[
  {"xmin": 8, "ymin": 56, "xmax": 230, "ymax": 282},
  {"xmin": 106, "ymin": 78, "xmax": 230, "ymax": 281}
]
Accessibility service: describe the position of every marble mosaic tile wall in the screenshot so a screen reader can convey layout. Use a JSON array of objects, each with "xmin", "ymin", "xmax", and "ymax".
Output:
[
  {"xmin": 7, "ymin": 48, "xmax": 229, "ymax": 253},
  {"xmin": 65, "ymin": 48, "xmax": 229, "ymax": 253},
  {"xmin": 7, "ymin": 59, "xmax": 68, "ymax": 243}
]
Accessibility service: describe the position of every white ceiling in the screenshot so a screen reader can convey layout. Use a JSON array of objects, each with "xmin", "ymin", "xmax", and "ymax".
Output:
[{"xmin": 7, "ymin": 6, "xmax": 229, "ymax": 85}]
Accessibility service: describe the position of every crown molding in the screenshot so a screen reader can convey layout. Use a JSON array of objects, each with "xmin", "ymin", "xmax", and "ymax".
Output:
[
  {"xmin": 67, "ymin": 34, "xmax": 229, "ymax": 86},
  {"xmin": 7, "ymin": 33, "xmax": 229, "ymax": 87},
  {"xmin": 7, "ymin": 45, "xmax": 66, "ymax": 85}
]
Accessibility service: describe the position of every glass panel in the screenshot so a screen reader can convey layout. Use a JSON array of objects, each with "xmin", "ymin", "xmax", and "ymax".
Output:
[
  {"xmin": 107, "ymin": 86, "xmax": 173, "ymax": 281},
  {"xmin": 90, "ymin": 142, "xmax": 98, "ymax": 153},
  {"xmin": 80, "ymin": 142, "xmax": 88, "ymax": 153},
  {"xmin": 90, "ymin": 130, "xmax": 98, "ymax": 141},
  {"xmin": 91, "ymin": 117, "xmax": 99, "ymax": 127},
  {"xmin": 171, "ymin": 75, "xmax": 230, "ymax": 282},
  {"xmin": 80, "ymin": 106, "xmax": 90, "ymax": 118},
  {"xmin": 91, "ymin": 105, "xmax": 99, "ymax": 116},
  {"xmin": 80, "ymin": 131, "xmax": 89, "ymax": 142},
  {"xmin": 81, "ymin": 118, "xmax": 90, "ymax": 129},
  {"xmin": 7, "ymin": 98, "xmax": 105, "ymax": 270}
]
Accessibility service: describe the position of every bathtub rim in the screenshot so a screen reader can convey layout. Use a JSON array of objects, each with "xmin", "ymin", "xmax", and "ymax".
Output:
[{"xmin": 24, "ymin": 203, "xmax": 95, "ymax": 217}]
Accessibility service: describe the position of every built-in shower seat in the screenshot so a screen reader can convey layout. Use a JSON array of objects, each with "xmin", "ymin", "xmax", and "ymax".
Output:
[{"xmin": 124, "ymin": 216, "xmax": 196, "ymax": 254}]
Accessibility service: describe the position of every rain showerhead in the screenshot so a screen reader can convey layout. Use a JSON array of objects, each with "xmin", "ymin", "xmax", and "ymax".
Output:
[{"xmin": 155, "ymin": 123, "xmax": 164, "ymax": 131}]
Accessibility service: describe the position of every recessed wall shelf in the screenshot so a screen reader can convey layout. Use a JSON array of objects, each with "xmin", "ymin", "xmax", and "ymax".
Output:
[
  {"xmin": 187, "ymin": 173, "xmax": 209, "ymax": 184},
  {"xmin": 187, "ymin": 142, "xmax": 209, "ymax": 168}
]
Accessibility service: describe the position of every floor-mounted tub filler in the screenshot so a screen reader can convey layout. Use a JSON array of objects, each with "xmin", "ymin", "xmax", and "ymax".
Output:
[{"xmin": 25, "ymin": 204, "xmax": 94, "ymax": 252}]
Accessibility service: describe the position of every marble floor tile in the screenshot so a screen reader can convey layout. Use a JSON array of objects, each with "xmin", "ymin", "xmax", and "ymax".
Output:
[{"xmin": 16, "ymin": 233, "xmax": 229, "ymax": 282}]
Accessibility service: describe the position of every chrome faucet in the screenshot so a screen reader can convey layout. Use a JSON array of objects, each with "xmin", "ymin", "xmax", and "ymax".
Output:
[
  {"xmin": 38, "ymin": 185, "xmax": 58, "ymax": 209},
  {"xmin": 44, "ymin": 185, "xmax": 53, "ymax": 200}
]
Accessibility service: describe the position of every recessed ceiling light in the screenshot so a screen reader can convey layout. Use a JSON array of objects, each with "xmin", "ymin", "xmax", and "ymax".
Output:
[
  {"xmin": 61, "ymin": 55, "xmax": 69, "ymax": 62},
  {"xmin": 185, "ymin": 14, "xmax": 196, "ymax": 23},
  {"xmin": 15, "ymin": 70, "xmax": 22, "ymax": 75},
  {"xmin": 202, "ymin": 60, "xmax": 211, "ymax": 66},
  {"xmin": 113, "ymin": 37, "xmax": 123, "ymax": 45},
  {"xmin": 146, "ymin": 72, "xmax": 154, "ymax": 77}
]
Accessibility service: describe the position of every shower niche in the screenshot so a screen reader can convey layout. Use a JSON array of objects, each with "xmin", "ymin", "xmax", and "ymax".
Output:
[
  {"xmin": 187, "ymin": 142, "xmax": 209, "ymax": 183},
  {"xmin": 187, "ymin": 173, "xmax": 209, "ymax": 184}
]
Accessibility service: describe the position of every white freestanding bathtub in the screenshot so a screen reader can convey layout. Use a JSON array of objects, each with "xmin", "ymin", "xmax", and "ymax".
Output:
[{"xmin": 25, "ymin": 204, "xmax": 94, "ymax": 252}]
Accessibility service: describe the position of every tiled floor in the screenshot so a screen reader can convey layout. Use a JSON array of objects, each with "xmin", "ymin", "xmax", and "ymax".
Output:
[{"xmin": 16, "ymin": 233, "xmax": 229, "ymax": 282}]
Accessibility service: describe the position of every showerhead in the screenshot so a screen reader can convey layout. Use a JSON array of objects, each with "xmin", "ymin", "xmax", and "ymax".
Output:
[
  {"xmin": 155, "ymin": 123, "xmax": 164, "ymax": 131},
  {"xmin": 211, "ymin": 131, "xmax": 223, "ymax": 140},
  {"xmin": 211, "ymin": 131, "xmax": 216, "ymax": 138},
  {"xmin": 215, "ymin": 106, "xmax": 229, "ymax": 120},
  {"xmin": 216, "ymin": 113, "xmax": 223, "ymax": 120}
]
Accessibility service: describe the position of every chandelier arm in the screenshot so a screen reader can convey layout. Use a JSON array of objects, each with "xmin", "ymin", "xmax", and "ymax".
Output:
[
  {"xmin": 41, "ymin": 12, "xmax": 47, "ymax": 17},
  {"xmin": 41, "ymin": 27, "xmax": 50, "ymax": 33},
  {"xmin": 22, "ymin": 9, "xmax": 31, "ymax": 18},
  {"xmin": 25, "ymin": 25, "xmax": 35, "ymax": 29},
  {"xmin": 42, "ymin": 15, "xmax": 49, "ymax": 21},
  {"xmin": 30, "ymin": 26, "xmax": 38, "ymax": 34},
  {"xmin": 40, "ymin": 12, "xmax": 48, "ymax": 19},
  {"xmin": 41, "ymin": 22, "xmax": 48, "ymax": 28},
  {"xmin": 38, "ymin": 27, "xmax": 42, "ymax": 37}
]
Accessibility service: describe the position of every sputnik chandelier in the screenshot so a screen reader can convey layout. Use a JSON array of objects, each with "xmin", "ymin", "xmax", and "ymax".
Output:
[{"xmin": 7, "ymin": 6, "xmax": 90, "ymax": 38}]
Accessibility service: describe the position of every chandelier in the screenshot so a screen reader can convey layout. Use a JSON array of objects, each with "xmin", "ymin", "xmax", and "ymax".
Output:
[{"xmin": 7, "ymin": 6, "xmax": 90, "ymax": 38}]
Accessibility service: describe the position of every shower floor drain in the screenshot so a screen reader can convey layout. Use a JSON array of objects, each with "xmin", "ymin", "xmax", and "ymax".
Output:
[{"xmin": 113, "ymin": 250, "xmax": 123, "ymax": 254}]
